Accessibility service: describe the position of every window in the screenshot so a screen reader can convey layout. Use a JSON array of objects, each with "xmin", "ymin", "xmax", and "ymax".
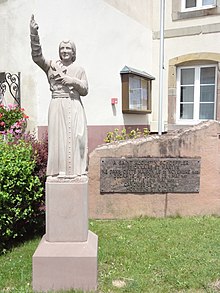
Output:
[
  {"xmin": 176, "ymin": 65, "xmax": 217, "ymax": 123},
  {"xmin": 120, "ymin": 66, "xmax": 154, "ymax": 114},
  {"xmin": 181, "ymin": 0, "xmax": 216, "ymax": 11}
]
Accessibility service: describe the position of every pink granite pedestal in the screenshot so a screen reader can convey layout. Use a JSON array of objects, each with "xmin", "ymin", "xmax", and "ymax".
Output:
[{"xmin": 32, "ymin": 176, "xmax": 98, "ymax": 292}]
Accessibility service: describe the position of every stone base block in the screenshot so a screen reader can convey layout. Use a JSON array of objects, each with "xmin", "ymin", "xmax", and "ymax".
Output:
[
  {"xmin": 46, "ymin": 177, "xmax": 88, "ymax": 242},
  {"xmin": 32, "ymin": 231, "xmax": 98, "ymax": 292}
]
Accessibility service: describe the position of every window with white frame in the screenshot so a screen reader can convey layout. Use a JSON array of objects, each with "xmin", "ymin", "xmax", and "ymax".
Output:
[
  {"xmin": 176, "ymin": 65, "xmax": 217, "ymax": 123},
  {"xmin": 181, "ymin": 0, "xmax": 216, "ymax": 11}
]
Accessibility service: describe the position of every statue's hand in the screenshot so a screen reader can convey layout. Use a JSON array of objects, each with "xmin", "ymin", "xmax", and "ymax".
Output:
[
  {"xmin": 30, "ymin": 14, "xmax": 39, "ymax": 35},
  {"xmin": 55, "ymin": 76, "xmax": 74, "ymax": 86}
]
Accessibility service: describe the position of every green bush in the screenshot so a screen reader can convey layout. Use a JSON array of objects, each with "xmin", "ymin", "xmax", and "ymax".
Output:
[{"xmin": 0, "ymin": 138, "xmax": 44, "ymax": 254}]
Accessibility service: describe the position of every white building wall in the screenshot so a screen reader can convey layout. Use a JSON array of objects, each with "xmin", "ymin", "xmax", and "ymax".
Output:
[{"xmin": 103, "ymin": 0, "xmax": 153, "ymax": 29}]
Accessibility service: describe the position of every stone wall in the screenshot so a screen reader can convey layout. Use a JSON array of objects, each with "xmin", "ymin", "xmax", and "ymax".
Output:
[{"xmin": 88, "ymin": 121, "xmax": 220, "ymax": 218}]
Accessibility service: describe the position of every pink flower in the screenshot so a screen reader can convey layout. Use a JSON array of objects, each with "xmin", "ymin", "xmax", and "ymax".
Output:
[
  {"xmin": 0, "ymin": 121, "xmax": 5, "ymax": 126},
  {"xmin": 7, "ymin": 103, "xmax": 14, "ymax": 109}
]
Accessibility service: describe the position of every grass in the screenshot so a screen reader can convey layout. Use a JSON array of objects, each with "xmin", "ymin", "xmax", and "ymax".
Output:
[{"xmin": 1, "ymin": 216, "xmax": 220, "ymax": 292}]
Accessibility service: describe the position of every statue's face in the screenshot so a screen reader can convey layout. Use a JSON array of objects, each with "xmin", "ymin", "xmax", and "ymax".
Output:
[{"xmin": 59, "ymin": 42, "xmax": 75, "ymax": 63}]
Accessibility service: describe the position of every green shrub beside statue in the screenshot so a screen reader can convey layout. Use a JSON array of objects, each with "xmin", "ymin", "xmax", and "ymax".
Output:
[
  {"xmin": 0, "ymin": 139, "xmax": 44, "ymax": 253},
  {"xmin": 0, "ymin": 105, "xmax": 47, "ymax": 254}
]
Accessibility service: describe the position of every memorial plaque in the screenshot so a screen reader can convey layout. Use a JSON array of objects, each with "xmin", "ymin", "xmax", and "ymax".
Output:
[{"xmin": 100, "ymin": 157, "xmax": 201, "ymax": 193}]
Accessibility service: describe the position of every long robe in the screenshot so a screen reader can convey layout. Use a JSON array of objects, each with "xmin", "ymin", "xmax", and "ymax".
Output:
[{"xmin": 30, "ymin": 34, "xmax": 88, "ymax": 176}]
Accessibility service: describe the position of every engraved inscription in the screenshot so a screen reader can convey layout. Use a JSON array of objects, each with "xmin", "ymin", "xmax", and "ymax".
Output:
[{"xmin": 100, "ymin": 157, "xmax": 200, "ymax": 193}]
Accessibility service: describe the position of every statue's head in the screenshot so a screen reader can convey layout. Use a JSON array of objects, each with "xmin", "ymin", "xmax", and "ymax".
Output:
[{"xmin": 59, "ymin": 40, "xmax": 76, "ymax": 63}]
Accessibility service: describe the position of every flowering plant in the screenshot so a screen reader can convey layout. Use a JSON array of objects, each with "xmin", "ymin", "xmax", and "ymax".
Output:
[
  {"xmin": 0, "ymin": 103, "xmax": 29, "ymax": 138},
  {"xmin": 104, "ymin": 127, "xmax": 149, "ymax": 143}
]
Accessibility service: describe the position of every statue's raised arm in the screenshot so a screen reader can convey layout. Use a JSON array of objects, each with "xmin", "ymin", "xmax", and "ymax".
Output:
[{"xmin": 30, "ymin": 15, "xmax": 50, "ymax": 73}]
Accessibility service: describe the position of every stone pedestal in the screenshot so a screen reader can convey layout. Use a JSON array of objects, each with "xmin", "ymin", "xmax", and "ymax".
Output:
[
  {"xmin": 46, "ymin": 177, "xmax": 88, "ymax": 242},
  {"xmin": 32, "ymin": 176, "xmax": 98, "ymax": 292},
  {"xmin": 33, "ymin": 232, "xmax": 98, "ymax": 292}
]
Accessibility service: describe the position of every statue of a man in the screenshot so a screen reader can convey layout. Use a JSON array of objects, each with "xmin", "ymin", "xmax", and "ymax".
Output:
[{"xmin": 30, "ymin": 15, "xmax": 88, "ymax": 177}]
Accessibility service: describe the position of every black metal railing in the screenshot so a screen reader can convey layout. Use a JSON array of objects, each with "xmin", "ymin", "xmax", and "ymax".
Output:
[{"xmin": 0, "ymin": 72, "xmax": 21, "ymax": 106}]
